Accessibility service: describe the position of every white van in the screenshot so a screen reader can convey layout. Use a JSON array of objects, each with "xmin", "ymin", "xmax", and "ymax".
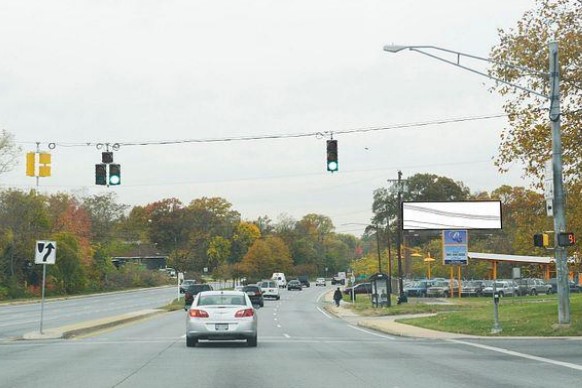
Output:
[{"xmin": 271, "ymin": 273, "xmax": 287, "ymax": 288}]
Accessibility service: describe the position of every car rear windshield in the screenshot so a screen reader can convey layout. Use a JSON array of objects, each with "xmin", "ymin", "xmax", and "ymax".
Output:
[
  {"xmin": 186, "ymin": 284, "xmax": 210, "ymax": 293},
  {"xmin": 243, "ymin": 286, "xmax": 260, "ymax": 292},
  {"xmin": 260, "ymin": 282, "xmax": 276, "ymax": 288},
  {"xmin": 197, "ymin": 295, "xmax": 247, "ymax": 306}
]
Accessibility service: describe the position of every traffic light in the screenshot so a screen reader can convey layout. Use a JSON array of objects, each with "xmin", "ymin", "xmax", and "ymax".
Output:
[
  {"xmin": 108, "ymin": 164, "xmax": 121, "ymax": 185},
  {"xmin": 533, "ymin": 233, "xmax": 550, "ymax": 248},
  {"xmin": 95, "ymin": 164, "xmax": 107, "ymax": 185},
  {"xmin": 26, "ymin": 152, "xmax": 35, "ymax": 176},
  {"xmin": 557, "ymin": 232, "xmax": 576, "ymax": 247},
  {"xmin": 326, "ymin": 140, "xmax": 338, "ymax": 172},
  {"xmin": 102, "ymin": 152, "xmax": 114, "ymax": 164}
]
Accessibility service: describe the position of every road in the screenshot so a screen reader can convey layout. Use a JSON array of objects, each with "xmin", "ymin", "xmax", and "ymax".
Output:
[{"xmin": 1, "ymin": 285, "xmax": 581, "ymax": 387}]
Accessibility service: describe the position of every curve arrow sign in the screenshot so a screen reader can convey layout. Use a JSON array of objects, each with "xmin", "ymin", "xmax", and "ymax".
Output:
[{"xmin": 35, "ymin": 240, "xmax": 57, "ymax": 264}]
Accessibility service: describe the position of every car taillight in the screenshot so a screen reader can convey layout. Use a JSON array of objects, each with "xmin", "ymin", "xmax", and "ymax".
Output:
[
  {"xmin": 189, "ymin": 309, "xmax": 209, "ymax": 318},
  {"xmin": 235, "ymin": 308, "xmax": 254, "ymax": 318}
]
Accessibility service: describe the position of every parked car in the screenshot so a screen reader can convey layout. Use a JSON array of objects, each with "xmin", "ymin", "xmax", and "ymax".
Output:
[
  {"xmin": 287, "ymin": 279, "xmax": 303, "ymax": 291},
  {"xmin": 315, "ymin": 277, "xmax": 326, "ymax": 287},
  {"xmin": 481, "ymin": 280, "xmax": 517, "ymax": 297},
  {"xmin": 180, "ymin": 279, "xmax": 197, "ymax": 294},
  {"xmin": 258, "ymin": 280, "xmax": 281, "ymax": 300},
  {"xmin": 547, "ymin": 278, "xmax": 581, "ymax": 293},
  {"xmin": 185, "ymin": 290, "xmax": 257, "ymax": 347},
  {"xmin": 515, "ymin": 278, "xmax": 552, "ymax": 296},
  {"xmin": 184, "ymin": 283, "xmax": 213, "ymax": 309},
  {"xmin": 404, "ymin": 279, "xmax": 436, "ymax": 297},
  {"xmin": 427, "ymin": 280, "xmax": 459, "ymax": 298},
  {"xmin": 343, "ymin": 282, "xmax": 372, "ymax": 295},
  {"xmin": 242, "ymin": 285, "xmax": 264, "ymax": 307},
  {"xmin": 298, "ymin": 275, "xmax": 310, "ymax": 288},
  {"xmin": 461, "ymin": 280, "xmax": 486, "ymax": 297}
]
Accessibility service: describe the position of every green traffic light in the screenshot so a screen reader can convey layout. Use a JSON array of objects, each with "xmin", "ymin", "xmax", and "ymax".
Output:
[{"xmin": 108, "ymin": 164, "xmax": 121, "ymax": 186}]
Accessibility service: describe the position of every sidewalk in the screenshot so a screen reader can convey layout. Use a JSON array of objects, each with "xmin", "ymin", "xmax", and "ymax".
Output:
[{"xmin": 323, "ymin": 290, "xmax": 477, "ymax": 339}]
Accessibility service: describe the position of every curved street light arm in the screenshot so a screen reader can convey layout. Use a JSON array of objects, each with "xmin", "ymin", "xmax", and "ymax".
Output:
[{"xmin": 383, "ymin": 45, "xmax": 548, "ymax": 100}]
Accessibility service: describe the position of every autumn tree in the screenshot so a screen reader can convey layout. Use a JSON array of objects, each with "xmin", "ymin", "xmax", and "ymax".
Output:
[
  {"xmin": 0, "ymin": 130, "xmax": 21, "ymax": 177},
  {"xmin": 489, "ymin": 0, "xmax": 582, "ymax": 184},
  {"xmin": 82, "ymin": 193, "xmax": 128, "ymax": 242},
  {"xmin": 230, "ymin": 222, "xmax": 261, "ymax": 264}
]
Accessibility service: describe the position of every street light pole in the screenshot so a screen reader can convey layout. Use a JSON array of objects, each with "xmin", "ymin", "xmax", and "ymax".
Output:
[
  {"xmin": 375, "ymin": 227, "xmax": 382, "ymax": 273},
  {"xmin": 383, "ymin": 42, "xmax": 570, "ymax": 324},
  {"xmin": 396, "ymin": 170, "xmax": 405, "ymax": 303}
]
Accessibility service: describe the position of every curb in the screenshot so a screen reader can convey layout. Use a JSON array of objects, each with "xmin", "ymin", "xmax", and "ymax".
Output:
[{"xmin": 21, "ymin": 309, "xmax": 166, "ymax": 340}]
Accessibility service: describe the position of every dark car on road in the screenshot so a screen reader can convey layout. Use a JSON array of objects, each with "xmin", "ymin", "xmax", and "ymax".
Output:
[
  {"xmin": 287, "ymin": 279, "xmax": 303, "ymax": 290},
  {"xmin": 298, "ymin": 275, "xmax": 310, "ymax": 288},
  {"xmin": 343, "ymin": 282, "xmax": 373, "ymax": 295},
  {"xmin": 184, "ymin": 283, "xmax": 213, "ymax": 309},
  {"xmin": 242, "ymin": 285, "xmax": 264, "ymax": 307},
  {"xmin": 179, "ymin": 279, "xmax": 197, "ymax": 294}
]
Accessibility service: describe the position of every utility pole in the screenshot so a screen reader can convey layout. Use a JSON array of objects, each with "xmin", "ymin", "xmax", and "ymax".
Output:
[
  {"xmin": 548, "ymin": 40, "xmax": 570, "ymax": 324},
  {"xmin": 383, "ymin": 41, "xmax": 570, "ymax": 323}
]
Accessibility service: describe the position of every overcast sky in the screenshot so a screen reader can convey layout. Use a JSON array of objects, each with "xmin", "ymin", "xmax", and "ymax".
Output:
[{"xmin": 1, "ymin": 0, "xmax": 538, "ymax": 235}]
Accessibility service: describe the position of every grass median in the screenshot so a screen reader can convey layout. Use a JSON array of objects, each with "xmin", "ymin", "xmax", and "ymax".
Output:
[{"xmin": 344, "ymin": 293, "xmax": 582, "ymax": 336}]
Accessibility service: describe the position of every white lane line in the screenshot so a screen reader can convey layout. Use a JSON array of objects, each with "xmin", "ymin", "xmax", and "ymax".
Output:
[
  {"xmin": 348, "ymin": 325, "xmax": 395, "ymax": 340},
  {"xmin": 283, "ymin": 333, "xmax": 291, "ymax": 338},
  {"xmin": 277, "ymin": 324, "xmax": 282, "ymax": 328},
  {"xmin": 448, "ymin": 339, "xmax": 582, "ymax": 371},
  {"xmin": 317, "ymin": 307, "xmax": 332, "ymax": 319}
]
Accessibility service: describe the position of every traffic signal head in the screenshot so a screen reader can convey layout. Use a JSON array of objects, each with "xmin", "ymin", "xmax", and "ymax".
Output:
[
  {"xmin": 95, "ymin": 164, "xmax": 107, "ymax": 185},
  {"xmin": 326, "ymin": 140, "xmax": 338, "ymax": 172},
  {"xmin": 26, "ymin": 152, "xmax": 35, "ymax": 176},
  {"xmin": 102, "ymin": 152, "xmax": 114, "ymax": 164},
  {"xmin": 533, "ymin": 233, "xmax": 549, "ymax": 248},
  {"xmin": 108, "ymin": 164, "xmax": 121, "ymax": 185}
]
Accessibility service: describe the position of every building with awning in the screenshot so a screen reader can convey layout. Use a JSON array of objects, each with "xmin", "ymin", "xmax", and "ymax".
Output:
[{"xmin": 467, "ymin": 252, "xmax": 578, "ymax": 280}]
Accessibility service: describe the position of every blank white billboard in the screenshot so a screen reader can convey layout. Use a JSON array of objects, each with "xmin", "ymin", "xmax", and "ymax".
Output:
[{"xmin": 402, "ymin": 201, "xmax": 502, "ymax": 230}]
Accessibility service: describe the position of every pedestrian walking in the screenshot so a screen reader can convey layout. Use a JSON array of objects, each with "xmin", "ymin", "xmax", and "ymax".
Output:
[{"xmin": 333, "ymin": 287, "xmax": 343, "ymax": 307}]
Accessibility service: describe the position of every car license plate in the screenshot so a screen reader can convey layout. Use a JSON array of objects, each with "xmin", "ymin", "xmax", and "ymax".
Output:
[{"xmin": 215, "ymin": 323, "xmax": 228, "ymax": 331}]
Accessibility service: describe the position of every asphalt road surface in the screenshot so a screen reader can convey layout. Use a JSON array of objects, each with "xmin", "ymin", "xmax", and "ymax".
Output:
[{"xmin": 1, "ymin": 285, "xmax": 581, "ymax": 388}]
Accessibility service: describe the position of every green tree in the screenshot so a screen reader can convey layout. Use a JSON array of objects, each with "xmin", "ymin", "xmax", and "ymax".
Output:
[
  {"xmin": 51, "ymin": 232, "xmax": 86, "ymax": 294},
  {"xmin": 489, "ymin": 0, "xmax": 582, "ymax": 184}
]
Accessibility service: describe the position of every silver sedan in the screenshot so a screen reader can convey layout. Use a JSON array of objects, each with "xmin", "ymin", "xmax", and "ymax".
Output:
[{"xmin": 185, "ymin": 290, "xmax": 258, "ymax": 347}]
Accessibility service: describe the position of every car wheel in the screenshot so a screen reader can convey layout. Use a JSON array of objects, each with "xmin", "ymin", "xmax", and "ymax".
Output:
[
  {"xmin": 186, "ymin": 336, "xmax": 197, "ymax": 348},
  {"xmin": 260, "ymin": 302, "xmax": 264, "ymax": 307},
  {"xmin": 247, "ymin": 335, "xmax": 258, "ymax": 347},
  {"xmin": 276, "ymin": 296, "xmax": 280, "ymax": 300},
  {"xmin": 530, "ymin": 289, "xmax": 537, "ymax": 296}
]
